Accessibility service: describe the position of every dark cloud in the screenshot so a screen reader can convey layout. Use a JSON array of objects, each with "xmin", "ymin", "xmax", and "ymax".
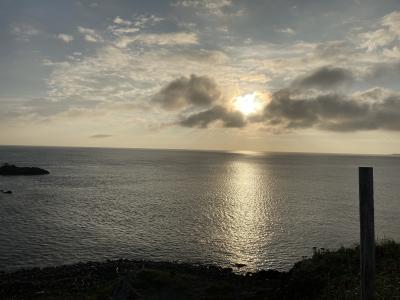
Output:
[
  {"xmin": 293, "ymin": 66, "xmax": 355, "ymax": 90},
  {"xmin": 262, "ymin": 88, "xmax": 400, "ymax": 132},
  {"xmin": 180, "ymin": 105, "xmax": 246, "ymax": 128},
  {"xmin": 90, "ymin": 134, "xmax": 113, "ymax": 138},
  {"xmin": 254, "ymin": 65, "xmax": 400, "ymax": 132},
  {"xmin": 154, "ymin": 74, "xmax": 246, "ymax": 129},
  {"xmin": 152, "ymin": 74, "xmax": 222, "ymax": 110},
  {"xmin": 161, "ymin": 68, "xmax": 400, "ymax": 133}
]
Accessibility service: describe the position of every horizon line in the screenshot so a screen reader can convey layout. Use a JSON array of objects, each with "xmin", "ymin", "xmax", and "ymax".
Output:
[{"xmin": 0, "ymin": 143, "xmax": 398, "ymax": 157}]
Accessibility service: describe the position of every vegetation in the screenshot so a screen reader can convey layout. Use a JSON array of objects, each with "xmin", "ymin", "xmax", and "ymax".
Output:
[
  {"xmin": 280, "ymin": 240, "xmax": 400, "ymax": 299},
  {"xmin": 1, "ymin": 240, "xmax": 399, "ymax": 299}
]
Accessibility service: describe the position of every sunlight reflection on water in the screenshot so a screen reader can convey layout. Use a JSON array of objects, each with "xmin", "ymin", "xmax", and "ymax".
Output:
[{"xmin": 220, "ymin": 160, "xmax": 272, "ymax": 269}]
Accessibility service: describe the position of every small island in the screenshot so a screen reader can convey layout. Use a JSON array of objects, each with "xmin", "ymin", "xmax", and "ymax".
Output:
[{"xmin": 0, "ymin": 163, "xmax": 50, "ymax": 176}]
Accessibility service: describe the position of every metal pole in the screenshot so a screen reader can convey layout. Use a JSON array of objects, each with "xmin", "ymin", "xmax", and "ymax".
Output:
[{"xmin": 359, "ymin": 167, "xmax": 375, "ymax": 300}]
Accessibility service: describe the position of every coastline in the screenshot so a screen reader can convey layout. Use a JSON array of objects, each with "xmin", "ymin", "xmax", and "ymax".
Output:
[
  {"xmin": 0, "ymin": 259, "xmax": 283, "ymax": 300},
  {"xmin": 1, "ymin": 240, "xmax": 399, "ymax": 299}
]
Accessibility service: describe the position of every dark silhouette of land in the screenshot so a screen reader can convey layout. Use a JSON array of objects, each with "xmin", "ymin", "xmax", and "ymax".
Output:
[
  {"xmin": 0, "ymin": 240, "xmax": 398, "ymax": 299},
  {"xmin": 0, "ymin": 163, "xmax": 49, "ymax": 176}
]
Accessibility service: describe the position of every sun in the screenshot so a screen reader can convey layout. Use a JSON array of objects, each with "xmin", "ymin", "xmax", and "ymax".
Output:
[{"xmin": 233, "ymin": 92, "xmax": 263, "ymax": 115}]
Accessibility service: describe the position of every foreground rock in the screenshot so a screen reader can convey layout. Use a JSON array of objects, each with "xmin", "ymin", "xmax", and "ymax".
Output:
[{"xmin": 0, "ymin": 164, "xmax": 49, "ymax": 176}]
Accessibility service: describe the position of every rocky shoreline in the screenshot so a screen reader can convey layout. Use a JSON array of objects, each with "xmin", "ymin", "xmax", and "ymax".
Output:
[
  {"xmin": 1, "ymin": 240, "xmax": 399, "ymax": 299},
  {"xmin": 0, "ymin": 259, "xmax": 284, "ymax": 300}
]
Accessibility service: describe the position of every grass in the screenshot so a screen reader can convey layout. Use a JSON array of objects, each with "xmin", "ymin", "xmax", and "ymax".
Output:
[
  {"xmin": 1, "ymin": 240, "xmax": 399, "ymax": 299},
  {"xmin": 279, "ymin": 240, "xmax": 400, "ymax": 299}
]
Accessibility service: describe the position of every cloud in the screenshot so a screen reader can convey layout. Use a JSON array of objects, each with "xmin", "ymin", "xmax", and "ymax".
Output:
[
  {"xmin": 45, "ymin": 45, "xmax": 160, "ymax": 104},
  {"xmin": 153, "ymin": 74, "xmax": 246, "ymax": 129},
  {"xmin": 293, "ymin": 66, "xmax": 355, "ymax": 90},
  {"xmin": 109, "ymin": 27, "xmax": 140, "ymax": 36},
  {"xmin": 0, "ymin": 96, "xmax": 104, "ymax": 125},
  {"xmin": 78, "ymin": 26, "xmax": 103, "ymax": 43},
  {"xmin": 163, "ymin": 64, "xmax": 400, "ymax": 132},
  {"xmin": 276, "ymin": 27, "xmax": 296, "ymax": 35},
  {"xmin": 383, "ymin": 46, "xmax": 400, "ymax": 59},
  {"xmin": 180, "ymin": 105, "xmax": 246, "ymax": 128},
  {"xmin": 359, "ymin": 10, "xmax": 400, "ymax": 51},
  {"xmin": 313, "ymin": 40, "xmax": 356, "ymax": 60},
  {"xmin": 11, "ymin": 23, "xmax": 40, "ymax": 41},
  {"xmin": 174, "ymin": 0, "xmax": 232, "ymax": 9},
  {"xmin": 152, "ymin": 74, "xmax": 222, "ymax": 110},
  {"xmin": 175, "ymin": 49, "xmax": 228, "ymax": 63},
  {"xmin": 57, "ymin": 33, "xmax": 74, "ymax": 43},
  {"xmin": 41, "ymin": 9, "xmax": 400, "ymax": 135},
  {"xmin": 359, "ymin": 28, "xmax": 397, "ymax": 51},
  {"xmin": 109, "ymin": 14, "xmax": 164, "ymax": 38},
  {"xmin": 133, "ymin": 14, "xmax": 164, "ymax": 28},
  {"xmin": 381, "ymin": 10, "xmax": 400, "ymax": 36},
  {"xmin": 45, "ymin": 41, "xmax": 239, "ymax": 111},
  {"xmin": 115, "ymin": 32, "xmax": 198, "ymax": 48},
  {"xmin": 172, "ymin": 0, "xmax": 243, "ymax": 17},
  {"xmin": 90, "ymin": 134, "xmax": 112, "ymax": 138},
  {"xmin": 261, "ymin": 87, "xmax": 400, "ymax": 132},
  {"xmin": 151, "ymin": 74, "xmax": 252, "ymax": 129},
  {"xmin": 114, "ymin": 16, "xmax": 132, "ymax": 26}
]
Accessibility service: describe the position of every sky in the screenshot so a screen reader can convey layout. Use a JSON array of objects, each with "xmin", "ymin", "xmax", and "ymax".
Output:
[{"xmin": 1, "ymin": 0, "xmax": 400, "ymax": 154}]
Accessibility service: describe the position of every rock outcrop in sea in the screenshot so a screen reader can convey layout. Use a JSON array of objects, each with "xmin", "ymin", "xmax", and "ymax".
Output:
[{"xmin": 0, "ymin": 164, "xmax": 50, "ymax": 176}]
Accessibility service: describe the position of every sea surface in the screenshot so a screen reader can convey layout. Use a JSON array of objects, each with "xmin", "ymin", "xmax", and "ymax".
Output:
[{"xmin": 0, "ymin": 146, "xmax": 399, "ymax": 272}]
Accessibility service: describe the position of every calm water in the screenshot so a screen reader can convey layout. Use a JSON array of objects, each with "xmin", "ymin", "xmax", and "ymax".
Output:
[{"xmin": 0, "ymin": 146, "xmax": 399, "ymax": 272}]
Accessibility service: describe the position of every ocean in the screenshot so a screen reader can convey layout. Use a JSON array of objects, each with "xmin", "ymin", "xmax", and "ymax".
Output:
[{"xmin": 0, "ymin": 146, "xmax": 399, "ymax": 272}]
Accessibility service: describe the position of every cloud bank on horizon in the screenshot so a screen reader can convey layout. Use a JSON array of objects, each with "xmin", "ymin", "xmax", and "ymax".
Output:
[{"xmin": 1, "ymin": 0, "xmax": 400, "ymax": 152}]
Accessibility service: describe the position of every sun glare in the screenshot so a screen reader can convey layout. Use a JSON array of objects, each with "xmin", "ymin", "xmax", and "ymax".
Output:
[{"xmin": 233, "ymin": 93, "xmax": 263, "ymax": 115}]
